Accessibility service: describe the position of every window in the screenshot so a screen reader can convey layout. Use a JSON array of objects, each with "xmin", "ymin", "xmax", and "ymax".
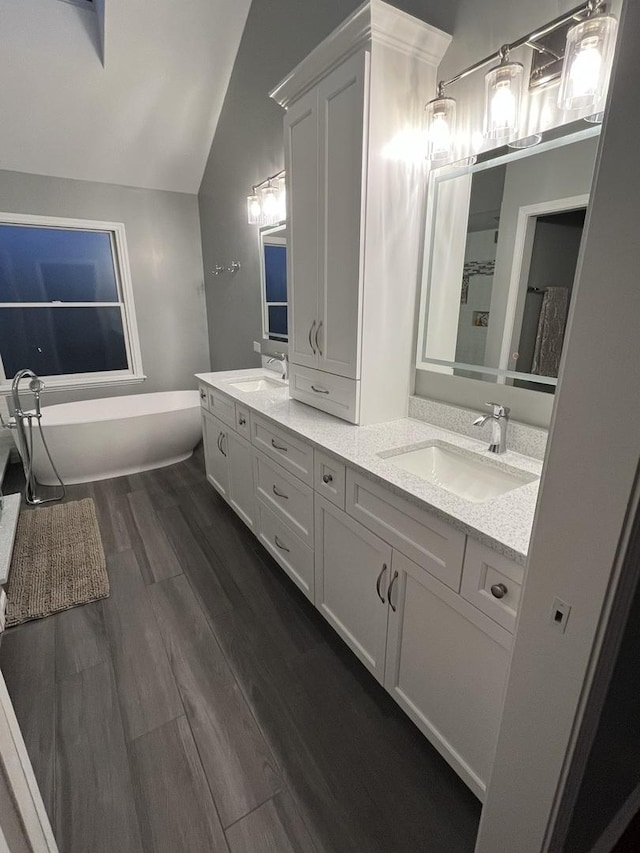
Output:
[
  {"xmin": 0, "ymin": 213, "xmax": 143, "ymax": 391},
  {"xmin": 260, "ymin": 224, "xmax": 288, "ymax": 342}
]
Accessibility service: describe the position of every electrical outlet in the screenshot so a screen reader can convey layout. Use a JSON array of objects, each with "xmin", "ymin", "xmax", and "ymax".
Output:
[
  {"xmin": 550, "ymin": 597, "xmax": 571, "ymax": 633},
  {"xmin": 253, "ymin": 341, "xmax": 261, "ymax": 353}
]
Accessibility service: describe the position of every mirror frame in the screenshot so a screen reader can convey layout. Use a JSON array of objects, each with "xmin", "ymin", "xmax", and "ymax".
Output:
[
  {"xmin": 416, "ymin": 122, "xmax": 601, "ymax": 389},
  {"xmin": 258, "ymin": 221, "xmax": 288, "ymax": 344}
]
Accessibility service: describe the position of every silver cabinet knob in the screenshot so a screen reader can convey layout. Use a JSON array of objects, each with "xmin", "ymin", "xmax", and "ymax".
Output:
[
  {"xmin": 238, "ymin": 416, "xmax": 246, "ymax": 426},
  {"xmin": 200, "ymin": 390, "xmax": 206, "ymax": 399},
  {"xmin": 491, "ymin": 583, "xmax": 508, "ymax": 599},
  {"xmin": 322, "ymin": 473, "xmax": 333, "ymax": 484}
]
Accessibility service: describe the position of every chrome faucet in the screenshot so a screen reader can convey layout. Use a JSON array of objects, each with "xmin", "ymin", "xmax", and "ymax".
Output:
[
  {"xmin": 473, "ymin": 402, "xmax": 510, "ymax": 454},
  {"xmin": 267, "ymin": 352, "xmax": 289, "ymax": 381}
]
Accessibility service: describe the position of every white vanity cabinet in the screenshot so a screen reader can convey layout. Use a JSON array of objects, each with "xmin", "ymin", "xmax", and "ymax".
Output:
[
  {"xmin": 202, "ymin": 409, "xmax": 230, "ymax": 499},
  {"xmin": 315, "ymin": 496, "xmax": 391, "ymax": 682},
  {"xmin": 202, "ymin": 407, "xmax": 256, "ymax": 529},
  {"xmin": 198, "ymin": 377, "xmax": 526, "ymax": 801},
  {"xmin": 272, "ymin": 1, "xmax": 451, "ymax": 425},
  {"xmin": 226, "ymin": 430, "xmax": 256, "ymax": 531},
  {"xmin": 385, "ymin": 551, "xmax": 512, "ymax": 799},
  {"xmin": 285, "ymin": 51, "xmax": 366, "ymax": 383}
]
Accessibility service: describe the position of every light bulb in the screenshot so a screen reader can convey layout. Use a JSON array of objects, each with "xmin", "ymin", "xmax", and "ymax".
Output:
[
  {"xmin": 247, "ymin": 193, "xmax": 261, "ymax": 225},
  {"xmin": 483, "ymin": 61, "xmax": 523, "ymax": 141},
  {"xmin": 558, "ymin": 14, "xmax": 618, "ymax": 112},
  {"xmin": 491, "ymin": 81, "xmax": 516, "ymax": 130},
  {"xmin": 569, "ymin": 37, "xmax": 602, "ymax": 100},
  {"xmin": 425, "ymin": 96, "xmax": 456, "ymax": 162},
  {"xmin": 261, "ymin": 184, "xmax": 280, "ymax": 224}
]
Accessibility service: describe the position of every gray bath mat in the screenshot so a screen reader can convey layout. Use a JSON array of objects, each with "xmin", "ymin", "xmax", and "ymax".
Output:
[{"xmin": 6, "ymin": 498, "xmax": 109, "ymax": 628}]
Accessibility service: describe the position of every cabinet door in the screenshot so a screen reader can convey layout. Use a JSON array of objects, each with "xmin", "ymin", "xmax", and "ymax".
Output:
[
  {"xmin": 202, "ymin": 410, "xmax": 229, "ymax": 500},
  {"xmin": 315, "ymin": 496, "xmax": 391, "ymax": 683},
  {"xmin": 316, "ymin": 50, "xmax": 368, "ymax": 380},
  {"xmin": 227, "ymin": 430, "xmax": 255, "ymax": 530},
  {"xmin": 384, "ymin": 550, "xmax": 512, "ymax": 800},
  {"xmin": 285, "ymin": 87, "xmax": 320, "ymax": 370}
]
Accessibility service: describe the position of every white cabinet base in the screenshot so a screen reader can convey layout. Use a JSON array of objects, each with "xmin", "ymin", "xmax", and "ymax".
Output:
[
  {"xmin": 315, "ymin": 497, "xmax": 391, "ymax": 683},
  {"xmin": 385, "ymin": 551, "xmax": 512, "ymax": 800}
]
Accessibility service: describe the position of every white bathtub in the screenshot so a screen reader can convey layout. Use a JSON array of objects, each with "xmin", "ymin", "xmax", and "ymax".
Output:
[{"xmin": 25, "ymin": 390, "xmax": 202, "ymax": 485}]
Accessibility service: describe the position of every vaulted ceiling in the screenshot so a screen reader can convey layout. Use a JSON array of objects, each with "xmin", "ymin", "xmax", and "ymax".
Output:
[{"xmin": 0, "ymin": 0, "xmax": 252, "ymax": 193}]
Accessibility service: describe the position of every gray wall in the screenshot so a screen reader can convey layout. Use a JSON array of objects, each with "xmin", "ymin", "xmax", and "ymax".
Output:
[
  {"xmin": 198, "ymin": 0, "xmax": 459, "ymax": 372},
  {"xmin": 0, "ymin": 170, "xmax": 209, "ymax": 407}
]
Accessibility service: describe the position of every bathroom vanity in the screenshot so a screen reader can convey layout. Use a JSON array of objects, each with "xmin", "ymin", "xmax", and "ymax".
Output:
[{"xmin": 196, "ymin": 368, "xmax": 542, "ymax": 800}]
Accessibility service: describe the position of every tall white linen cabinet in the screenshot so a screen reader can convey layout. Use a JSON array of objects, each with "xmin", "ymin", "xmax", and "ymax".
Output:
[{"xmin": 270, "ymin": 1, "xmax": 451, "ymax": 424}]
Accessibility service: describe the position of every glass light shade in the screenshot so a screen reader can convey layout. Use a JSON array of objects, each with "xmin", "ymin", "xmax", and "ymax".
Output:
[
  {"xmin": 425, "ymin": 96, "xmax": 456, "ymax": 162},
  {"xmin": 247, "ymin": 193, "xmax": 261, "ymax": 225},
  {"xmin": 558, "ymin": 14, "xmax": 617, "ymax": 112},
  {"xmin": 261, "ymin": 184, "xmax": 280, "ymax": 225},
  {"xmin": 483, "ymin": 61, "xmax": 524, "ymax": 141}
]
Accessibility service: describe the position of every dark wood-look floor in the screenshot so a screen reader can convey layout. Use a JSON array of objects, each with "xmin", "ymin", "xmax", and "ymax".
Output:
[{"xmin": 0, "ymin": 449, "xmax": 481, "ymax": 853}]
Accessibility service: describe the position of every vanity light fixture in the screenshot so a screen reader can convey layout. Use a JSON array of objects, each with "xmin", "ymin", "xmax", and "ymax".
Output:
[
  {"xmin": 425, "ymin": 1, "xmax": 617, "ymax": 164},
  {"xmin": 483, "ymin": 49, "xmax": 524, "ymax": 141},
  {"xmin": 425, "ymin": 85, "xmax": 456, "ymax": 161},
  {"xmin": 557, "ymin": 4, "xmax": 617, "ymax": 113},
  {"xmin": 247, "ymin": 191, "xmax": 262, "ymax": 225},
  {"xmin": 246, "ymin": 170, "xmax": 286, "ymax": 225}
]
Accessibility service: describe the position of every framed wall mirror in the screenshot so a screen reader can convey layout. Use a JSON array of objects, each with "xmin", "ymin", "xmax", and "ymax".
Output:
[
  {"xmin": 416, "ymin": 124, "xmax": 600, "ymax": 394},
  {"xmin": 259, "ymin": 223, "xmax": 288, "ymax": 343}
]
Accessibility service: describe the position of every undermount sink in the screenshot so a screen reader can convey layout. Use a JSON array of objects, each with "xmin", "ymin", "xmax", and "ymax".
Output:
[
  {"xmin": 381, "ymin": 442, "xmax": 538, "ymax": 504},
  {"xmin": 228, "ymin": 376, "xmax": 285, "ymax": 392}
]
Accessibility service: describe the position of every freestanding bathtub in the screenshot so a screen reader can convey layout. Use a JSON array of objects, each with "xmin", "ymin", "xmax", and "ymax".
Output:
[{"xmin": 23, "ymin": 390, "xmax": 202, "ymax": 485}]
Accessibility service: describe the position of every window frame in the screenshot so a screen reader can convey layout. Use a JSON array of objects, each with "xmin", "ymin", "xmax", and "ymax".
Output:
[
  {"xmin": 0, "ymin": 212, "xmax": 145, "ymax": 392},
  {"xmin": 259, "ymin": 223, "xmax": 288, "ymax": 344}
]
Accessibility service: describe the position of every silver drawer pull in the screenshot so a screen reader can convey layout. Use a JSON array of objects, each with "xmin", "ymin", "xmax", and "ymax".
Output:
[
  {"xmin": 271, "ymin": 438, "xmax": 288, "ymax": 452},
  {"xmin": 272, "ymin": 485, "xmax": 289, "ymax": 500},
  {"xmin": 238, "ymin": 416, "xmax": 246, "ymax": 426},
  {"xmin": 200, "ymin": 390, "xmax": 206, "ymax": 400},
  {"xmin": 274, "ymin": 535, "xmax": 290, "ymax": 553},
  {"xmin": 311, "ymin": 385, "xmax": 329, "ymax": 394},
  {"xmin": 491, "ymin": 583, "xmax": 508, "ymax": 599},
  {"xmin": 322, "ymin": 473, "xmax": 333, "ymax": 485},
  {"xmin": 388, "ymin": 570, "xmax": 399, "ymax": 612},
  {"xmin": 315, "ymin": 320, "xmax": 323, "ymax": 357},
  {"xmin": 376, "ymin": 564, "xmax": 387, "ymax": 604}
]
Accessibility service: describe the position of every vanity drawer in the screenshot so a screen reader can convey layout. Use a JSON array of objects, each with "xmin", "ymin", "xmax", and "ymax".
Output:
[
  {"xmin": 254, "ymin": 451, "xmax": 314, "ymax": 546},
  {"xmin": 208, "ymin": 388, "xmax": 236, "ymax": 428},
  {"xmin": 314, "ymin": 451, "xmax": 346, "ymax": 510},
  {"xmin": 235, "ymin": 403, "xmax": 251, "ymax": 439},
  {"xmin": 251, "ymin": 414, "xmax": 313, "ymax": 485},
  {"xmin": 346, "ymin": 470, "xmax": 466, "ymax": 592},
  {"xmin": 198, "ymin": 384, "xmax": 210, "ymax": 411},
  {"xmin": 460, "ymin": 539, "xmax": 523, "ymax": 633},
  {"xmin": 289, "ymin": 364, "xmax": 359, "ymax": 424},
  {"xmin": 257, "ymin": 501, "xmax": 314, "ymax": 602}
]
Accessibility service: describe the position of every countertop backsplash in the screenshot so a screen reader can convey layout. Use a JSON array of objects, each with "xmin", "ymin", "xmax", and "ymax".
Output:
[{"xmin": 409, "ymin": 396, "xmax": 548, "ymax": 461}]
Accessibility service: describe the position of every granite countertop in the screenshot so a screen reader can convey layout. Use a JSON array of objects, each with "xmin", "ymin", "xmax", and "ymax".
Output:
[{"xmin": 196, "ymin": 369, "xmax": 542, "ymax": 565}]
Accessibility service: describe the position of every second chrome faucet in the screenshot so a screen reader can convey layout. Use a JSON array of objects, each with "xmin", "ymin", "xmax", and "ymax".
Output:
[{"xmin": 473, "ymin": 402, "xmax": 510, "ymax": 454}]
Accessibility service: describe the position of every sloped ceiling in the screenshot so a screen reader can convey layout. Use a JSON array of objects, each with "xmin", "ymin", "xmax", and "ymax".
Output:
[{"xmin": 0, "ymin": 0, "xmax": 252, "ymax": 193}]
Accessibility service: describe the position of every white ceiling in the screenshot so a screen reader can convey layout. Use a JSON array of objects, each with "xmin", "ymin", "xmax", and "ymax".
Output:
[{"xmin": 0, "ymin": 0, "xmax": 252, "ymax": 193}]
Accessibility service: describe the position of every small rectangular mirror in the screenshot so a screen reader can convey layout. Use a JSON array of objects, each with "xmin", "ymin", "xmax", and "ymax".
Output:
[
  {"xmin": 417, "ymin": 124, "xmax": 600, "ymax": 394},
  {"xmin": 259, "ymin": 223, "xmax": 288, "ymax": 343}
]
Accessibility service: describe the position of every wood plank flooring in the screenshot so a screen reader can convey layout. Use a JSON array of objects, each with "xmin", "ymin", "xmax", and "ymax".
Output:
[{"xmin": 0, "ymin": 449, "xmax": 481, "ymax": 852}]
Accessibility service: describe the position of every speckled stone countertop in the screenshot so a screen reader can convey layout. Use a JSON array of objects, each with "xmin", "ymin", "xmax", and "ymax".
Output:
[{"xmin": 196, "ymin": 369, "xmax": 543, "ymax": 564}]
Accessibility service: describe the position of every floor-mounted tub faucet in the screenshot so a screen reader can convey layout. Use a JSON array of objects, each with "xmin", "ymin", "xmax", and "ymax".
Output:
[{"xmin": 473, "ymin": 402, "xmax": 510, "ymax": 454}]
